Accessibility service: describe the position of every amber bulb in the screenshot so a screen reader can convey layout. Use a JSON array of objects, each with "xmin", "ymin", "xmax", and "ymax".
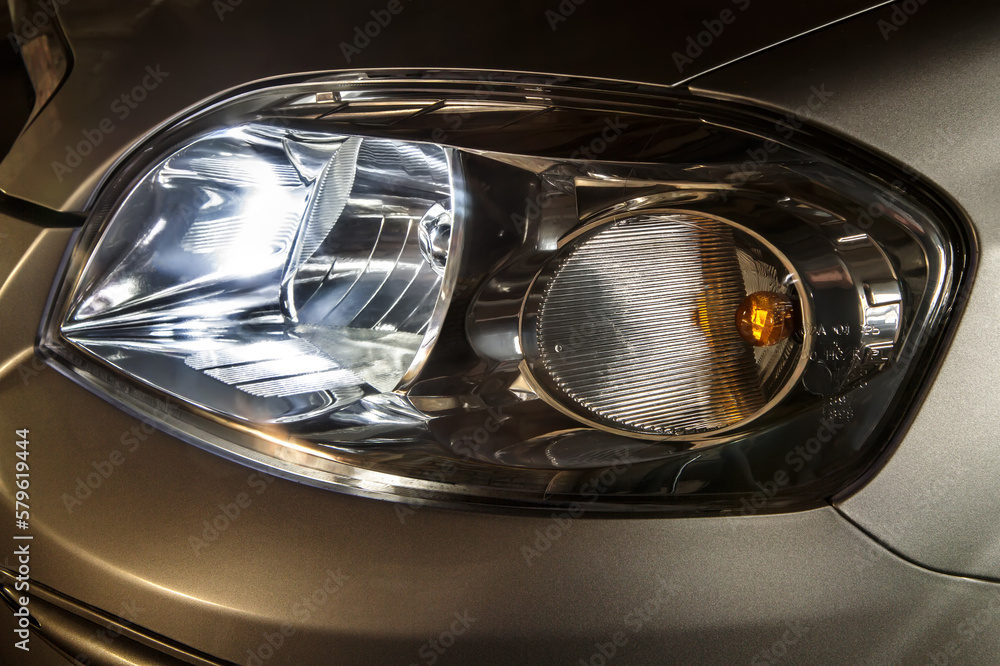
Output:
[{"xmin": 736, "ymin": 291, "xmax": 796, "ymax": 347}]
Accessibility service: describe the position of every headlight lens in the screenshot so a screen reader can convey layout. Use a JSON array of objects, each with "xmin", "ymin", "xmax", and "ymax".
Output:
[
  {"xmin": 41, "ymin": 73, "xmax": 973, "ymax": 512},
  {"xmin": 62, "ymin": 126, "xmax": 456, "ymax": 424}
]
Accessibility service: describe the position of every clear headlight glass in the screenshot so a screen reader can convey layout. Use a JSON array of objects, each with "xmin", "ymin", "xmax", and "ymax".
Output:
[
  {"xmin": 62, "ymin": 127, "xmax": 455, "ymax": 424},
  {"xmin": 41, "ymin": 73, "xmax": 974, "ymax": 512}
]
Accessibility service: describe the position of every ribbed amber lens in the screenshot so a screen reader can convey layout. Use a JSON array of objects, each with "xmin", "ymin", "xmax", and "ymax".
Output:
[
  {"xmin": 528, "ymin": 213, "xmax": 803, "ymax": 438},
  {"xmin": 736, "ymin": 292, "xmax": 796, "ymax": 347}
]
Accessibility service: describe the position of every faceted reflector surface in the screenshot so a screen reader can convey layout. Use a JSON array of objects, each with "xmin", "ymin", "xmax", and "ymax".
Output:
[{"xmin": 63, "ymin": 125, "xmax": 454, "ymax": 423}]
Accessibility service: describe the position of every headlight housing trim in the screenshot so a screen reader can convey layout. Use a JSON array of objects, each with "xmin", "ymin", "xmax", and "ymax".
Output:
[{"xmin": 38, "ymin": 70, "xmax": 977, "ymax": 514}]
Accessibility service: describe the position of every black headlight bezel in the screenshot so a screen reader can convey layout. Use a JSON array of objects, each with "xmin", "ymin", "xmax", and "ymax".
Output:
[{"xmin": 36, "ymin": 70, "xmax": 978, "ymax": 515}]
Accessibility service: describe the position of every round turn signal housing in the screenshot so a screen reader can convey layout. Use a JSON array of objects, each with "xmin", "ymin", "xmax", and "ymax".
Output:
[{"xmin": 736, "ymin": 291, "xmax": 796, "ymax": 347}]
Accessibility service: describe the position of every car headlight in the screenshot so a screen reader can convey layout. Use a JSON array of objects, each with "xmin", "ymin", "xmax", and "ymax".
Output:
[{"xmin": 40, "ymin": 72, "xmax": 974, "ymax": 512}]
